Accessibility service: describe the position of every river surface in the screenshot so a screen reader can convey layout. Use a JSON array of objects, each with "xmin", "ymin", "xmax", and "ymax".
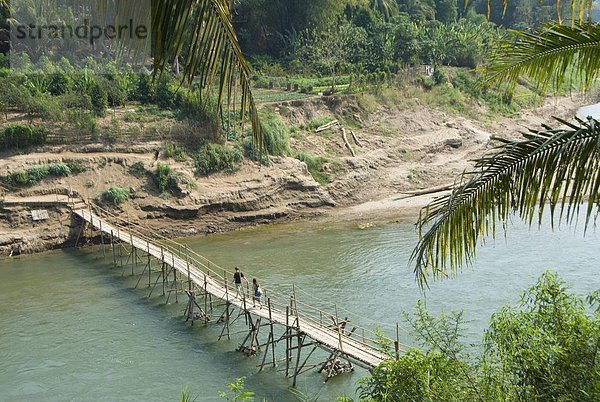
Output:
[
  {"xmin": 577, "ymin": 102, "xmax": 600, "ymax": 119},
  {"xmin": 1, "ymin": 216, "xmax": 598, "ymax": 401}
]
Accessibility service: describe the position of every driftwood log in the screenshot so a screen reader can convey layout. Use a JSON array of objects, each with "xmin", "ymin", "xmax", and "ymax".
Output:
[
  {"xmin": 341, "ymin": 127, "xmax": 356, "ymax": 157},
  {"xmin": 400, "ymin": 183, "xmax": 454, "ymax": 197},
  {"xmin": 315, "ymin": 119, "xmax": 339, "ymax": 133},
  {"xmin": 350, "ymin": 130, "xmax": 362, "ymax": 147}
]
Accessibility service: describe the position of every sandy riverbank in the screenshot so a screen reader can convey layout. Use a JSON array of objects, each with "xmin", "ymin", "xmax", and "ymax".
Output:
[{"xmin": 0, "ymin": 93, "xmax": 590, "ymax": 256}]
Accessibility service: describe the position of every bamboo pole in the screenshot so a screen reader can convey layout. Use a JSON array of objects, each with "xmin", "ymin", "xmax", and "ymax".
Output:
[{"xmin": 286, "ymin": 306, "xmax": 290, "ymax": 377}]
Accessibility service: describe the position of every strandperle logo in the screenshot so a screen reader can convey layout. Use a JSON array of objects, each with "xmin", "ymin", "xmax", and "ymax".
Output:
[
  {"xmin": 9, "ymin": 0, "xmax": 152, "ymax": 72},
  {"xmin": 13, "ymin": 19, "xmax": 149, "ymax": 44}
]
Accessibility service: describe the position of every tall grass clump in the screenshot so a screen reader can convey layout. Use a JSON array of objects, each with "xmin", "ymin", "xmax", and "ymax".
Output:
[
  {"xmin": 102, "ymin": 187, "xmax": 129, "ymax": 205},
  {"xmin": 194, "ymin": 143, "xmax": 242, "ymax": 176},
  {"xmin": 164, "ymin": 143, "xmax": 188, "ymax": 162},
  {"xmin": 47, "ymin": 163, "xmax": 72, "ymax": 177},
  {"xmin": 152, "ymin": 162, "xmax": 196, "ymax": 194},
  {"xmin": 259, "ymin": 109, "xmax": 290, "ymax": 156},
  {"xmin": 154, "ymin": 162, "xmax": 172, "ymax": 193}
]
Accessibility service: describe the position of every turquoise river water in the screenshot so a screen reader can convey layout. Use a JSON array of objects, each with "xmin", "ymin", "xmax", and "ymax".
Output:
[{"xmin": 0, "ymin": 216, "xmax": 598, "ymax": 401}]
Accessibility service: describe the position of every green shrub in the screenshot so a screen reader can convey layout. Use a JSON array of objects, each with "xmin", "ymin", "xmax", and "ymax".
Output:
[
  {"xmin": 164, "ymin": 143, "xmax": 187, "ymax": 162},
  {"xmin": 152, "ymin": 162, "xmax": 196, "ymax": 193},
  {"xmin": 432, "ymin": 68, "xmax": 447, "ymax": 85},
  {"xmin": 359, "ymin": 349, "xmax": 472, "ymax": 401},
  {"xmin": 484, "ymin": 271, "xmax": 600, "ymax": 401},
  {"xmin": 295, "ymin": 152, "xmax": 331, "ymax": 184},
  {"xmin": 97, "ymin": 76, "xmax": 127, "ymax": 107},
  {"xmin": 47, "ymin": 72, "xmax": 72, "ymax": 95},
  {"xmin": 65, "ymin": 160, "xmax": 87, "ymax": 174},
  {"xmin": 194, "ymin": 143, "xmax": 243, "ymax": 176},
  {"xmin": 24, "ymin": 73, "xmax": 50, "ymax": 94},
  {"xmin": 155, "ymin": 75, "xmax": 182, "ymax": 109},
  {"xmin": 416, "ymin": 74, "xmax": 436, "ymax": 90},
  {"xmin": 21, "ymin": 94, "xmax": 62, "ymax": 120},
  {"xmin": 135, "ymin": 71, "xmax": 154, "ymax": 104},
  {"xmin": 128, "ymin": 161, "xmax": 147, "ymax": 178},
  {"xmin": 88, "ymin": 82, "xmax": 108, "ymax": 116},
  {"xmin": 260, "ymin": 110, "xmax": 290, "ymax": 156},
  {"xmin": 1, "ymin": 124, "xmax": 47, "ymax": 150},
  {"xmin": 154, "ymin": 162, "xmax": 171, "ymax": 192},
  {"xmin": 47, "ymin": 163, "xmax": 71, "ymax": 177},
  {"xmin": 101, "ymin": 187, "xmax": 129, "ymax": 205},
  {"xmin": 59, "ymin": 92, "xmax": 93, "ymax": 110},
  {"xmin": 0, "ymin": 77, "xmax": 31, "ymax": 115},
  {"xmin": 72, "ymin": 70, "xmax": 96, "ymax": 94},
  {"xmin": 66, "ymin": 110, "xmax": 97, "ymax": 135},
  {"xmin": 5, "ymin": 170, "xmax": 29, "ymax": 186},
  {"xmin": 25, "ymin": 166, "xmax": 50, "ymax": 184}
]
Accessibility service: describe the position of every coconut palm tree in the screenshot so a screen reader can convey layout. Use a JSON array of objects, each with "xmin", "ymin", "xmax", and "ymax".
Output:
[
  {"xmin": 370, "ymin": 0, "xmax": 399, "ymax": 22},
  {"xmin": 412, "ymin": 22, "xmax": 600, "ymax": 286}
]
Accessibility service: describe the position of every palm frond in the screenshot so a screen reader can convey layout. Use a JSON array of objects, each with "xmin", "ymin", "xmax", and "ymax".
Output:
[
  {"xmin": 149, "ymin": 0, "xmax": 262, "ymax": 144},
  {"xmin": 483, "ymin": 23, "xmax": 600, "ymax": 93},
  {"xmin": 412, "ymin": 118, "xmax": 600, "ymax": 287}
]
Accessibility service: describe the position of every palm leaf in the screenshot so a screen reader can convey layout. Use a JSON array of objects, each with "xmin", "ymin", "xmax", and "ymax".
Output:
[
  {"xmin": 412, "ymin": 118, "xmax": 600, "ymax": 287},
  {"xmin": 149, "ymin": 0, "xmax": 263, "ymax": 144},
  {"xmin": 483, "ymin": 23, "xmax": 600, "ymax": 93}
]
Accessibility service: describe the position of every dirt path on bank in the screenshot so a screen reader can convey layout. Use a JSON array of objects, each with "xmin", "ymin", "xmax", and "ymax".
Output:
[{"xmin": 0, "ymin": 93, "xmax": 591, "ymax": 255}]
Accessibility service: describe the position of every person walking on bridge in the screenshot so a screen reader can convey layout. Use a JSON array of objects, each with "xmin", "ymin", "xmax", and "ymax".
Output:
[
  {"xmin": 233, "ymin": 266, "xmax": 248, "ymax": 297},
  {"xmin": 252, "ymin": 278, "xmax": 263, "ymax": 308}
]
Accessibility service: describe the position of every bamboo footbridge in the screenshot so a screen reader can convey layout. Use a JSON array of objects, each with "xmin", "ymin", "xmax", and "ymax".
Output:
[{"xmin": 72, "ymin": 204, "xmax": 407, "ymax": 384}]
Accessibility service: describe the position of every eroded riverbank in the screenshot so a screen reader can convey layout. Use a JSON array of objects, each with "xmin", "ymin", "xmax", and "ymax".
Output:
[{"xmin": 0, "ymin": 93, "xmax": 591, "ymax": 256}]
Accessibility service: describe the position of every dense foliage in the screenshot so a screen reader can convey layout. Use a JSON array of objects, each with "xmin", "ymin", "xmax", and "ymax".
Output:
[
  {"xmin": 359, "ymin": 272, "xmax": 600, "ymax": 401},
  {"xmin": 4, "ymin": 162, "xmax": 72, "ymax": 187},
  {"xmin": 233, "ymin": 0, "xmax": 570, "ymax": 66},
  {"xmin": 0, "ymin": 123, "xmax": 46, "ymax": 150},
  {"xmin": 194, "ymin": 143, "xmax": 243, "ymax": 176}
]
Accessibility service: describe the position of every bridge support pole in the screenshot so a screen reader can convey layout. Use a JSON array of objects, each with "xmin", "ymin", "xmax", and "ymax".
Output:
[
  {"xmin": 285, "ymin": 306, "xmax": 291, "ymax": 377},
  {"xmin": 74, "ymin": 220, "xmax": 87, "ymax": 249},
  {"xmin": 237, "ymin": 313, "xmax": 261, "ymax": 356},
  {"xmin": 111, "ymin": 230, "xmax": 116, "ymax": 266},
  {"xmin": 184, "ymin": 290, "xmax": 208, "ymax": 326},
  {"xmin": 99, "ymin": 219, "xmax": 105, "ymax": 258},
  {"xmin": 259, "ymin": 298, "xmax": 277, "ymax": 372},
  {"xmin": 217, "ymin": 302, "xmax": 232, "ymax": 341}
]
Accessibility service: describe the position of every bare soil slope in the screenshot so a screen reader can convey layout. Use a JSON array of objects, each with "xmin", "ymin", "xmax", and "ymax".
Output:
[{"xmin": 0, "ymin": 93, "xmax": 587, "ymax": 255}]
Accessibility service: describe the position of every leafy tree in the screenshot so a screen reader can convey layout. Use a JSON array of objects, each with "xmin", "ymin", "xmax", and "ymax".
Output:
[
  {"xmin": 484, "ymin": 272, "xmax": 600, "ymax": 401},
  {"xmin": 391, "ymin": 13, "xmax": 424, "ymax": 65},
  {"xmin": 295, "ymin": 22, "xmax": 369, "ymax": 89},
  {"xmin": 359, "ymin": 272, "xmax": 600, "ymax": 400},
  {"xmin": 435, "ymin": 0, "xmax": 458, "ymax": 23},
  {"xmin": 396, "ymin": 0, "xmax": 437, "ymax": 21}
]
